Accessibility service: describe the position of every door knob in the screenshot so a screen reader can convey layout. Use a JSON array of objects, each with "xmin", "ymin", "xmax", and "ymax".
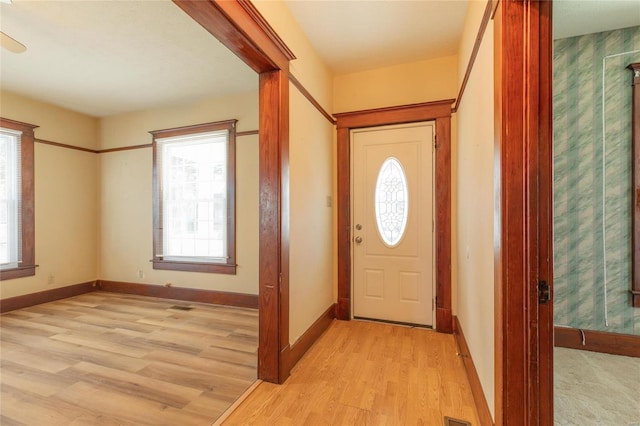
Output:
[{"xmin": 355, "ymin": 236, "xmax": 363, "ymax": 244}]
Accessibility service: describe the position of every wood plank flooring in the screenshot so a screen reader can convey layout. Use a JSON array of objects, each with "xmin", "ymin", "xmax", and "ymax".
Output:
[
  {"xmin": 0, "ymin": 291, "xmax": 258, "ymax": 425},
  {"xmin": 223, "ymin": 319, "xmax": 481, "ymax": 425}
]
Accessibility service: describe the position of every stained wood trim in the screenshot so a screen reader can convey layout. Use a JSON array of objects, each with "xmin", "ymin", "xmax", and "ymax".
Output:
[
  {"xmin": 452, "ymin": 0, "xmax": 494, "ymax": 113},
  {"xmin": 288, "ymin": 303, "xmax": 336, "ymax": 371},
  {"xmin": 173, "ymin": 0, "xmax": 291, "ymax": 384},
  {"xmin": 152, "ymin": 261, "xmax": 236, "ymax": 275},
  {"xmin": 97, "ymin": 280, "xmax": 258, "ymax": 309},
  {"xmin": 629, "ymin": 62, "xmax": 640, "ymax": 308},
  {"xmin": 0, "ymin": 117, "xmax": 39, "ymax": 131},
  {"xmin": 34, "ymin": 132, "xmax": 258, "ymax": 155},
  {"xmin": 0, "ymin": 117, "xmax": 36, "ymax": 281},
  {"xmin": 35, "ymin": 138, "xmax": 98, "ymax": 153},
  {"xmin": 435, "ymin": 117, "xmax": 453, "ymax": 333},
  {"xmin": 97, "ymin": 144, "xmax": 152, "ymax": 154},
  {"xmin": 336, "ymin": 127, "xmax": 351, "ymax": 320},
  {"xmin": 151, "ymin": 119, "xmax": 237, "ymax": 274},
  {"xmin": 99, "ymin": 130, "xmax": 256, "ymax": 154},
  {"xmin": 174, "ymin": 0, "xmax": 294, "ymax": 73},
  {"xmin": 335, "ymin": 102, "xmax": 453, "ymax": 333},
  {"xmin": 493, "ymin": 1, "xmax": 552, "ymax": 424},
  {"xmin": 149, "ymin": 119, "xmax": 238, "ymax": 138},
  {"xmin": 0, "ymin": 281, "xmax": 97, "ymax": 313},
  {"xmin": 236, "ymin": 0, "xmax": 295, "ymax": 62},
  {"xmin": 554, "ymin": 327, "xmax": 640, "ymax": 358},
  {"xmin": 259, "ymin": 69, "xmax": 290, "ymax": 384},
  {"xmin": 453, "ymin": 316, "xmax": 494, "ymax": 426},
  {"xmin": 289, "ymin": 74, "xmax": 336, "ymax": 125},
  {"xmin": 334, "ymin": 100, "xmax": 454, "ymax": 129}
]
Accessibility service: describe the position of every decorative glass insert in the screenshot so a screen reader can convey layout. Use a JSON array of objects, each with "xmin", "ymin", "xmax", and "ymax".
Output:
[{"xmin": 375, "ymin": 157, "xmax": 408, "ymax": 247}]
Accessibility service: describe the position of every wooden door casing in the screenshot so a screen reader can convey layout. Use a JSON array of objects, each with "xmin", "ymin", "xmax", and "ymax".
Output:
[
  {"xmin": 173, "ymin": 0, "xmax": 294, "ymax": 384},
  {"xmin": 335, "ymin": 100, "xmax": 454, "ymax": 333},
  {"xmin": 493, "ymin": 0, "xmax": 554, "ymax": 424}
]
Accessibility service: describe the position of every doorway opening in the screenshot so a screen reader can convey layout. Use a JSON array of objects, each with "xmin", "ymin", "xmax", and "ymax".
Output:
[{"xmin": 335, "ymin": 100, "xmax": 454, "ymax": 333}]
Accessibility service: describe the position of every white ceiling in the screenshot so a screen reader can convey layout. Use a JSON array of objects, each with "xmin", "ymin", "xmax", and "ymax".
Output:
[
  {"xmin": 1, "ymin": 1, "xmax": 637, "ymax": 119},
  {"xmin": 285, "ymin": 0, "xmax": 469, "ymax": 75},
  {"xmin": 553, "ymin": 0, "xmax": 640, "ymax": 39},
  {"xmin": 0, "ymin": 0, "xmax": 258, "ymax": 117}
]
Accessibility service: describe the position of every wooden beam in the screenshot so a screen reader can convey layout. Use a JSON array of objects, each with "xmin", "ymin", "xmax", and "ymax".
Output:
[{"xmin": 173, "ymin": 0, "xmax": 293, "ymax": 384}]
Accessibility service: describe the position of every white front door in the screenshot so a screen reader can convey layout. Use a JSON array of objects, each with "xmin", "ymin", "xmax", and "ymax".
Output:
[{"xmin": 352, "ymin": 122, "xmax": 435, "ymax": 326}]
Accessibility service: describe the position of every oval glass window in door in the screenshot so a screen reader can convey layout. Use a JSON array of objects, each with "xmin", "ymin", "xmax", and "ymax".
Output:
[{"xmin": 374, "ymin": 157, "xmax": 409, "ymax": 247}]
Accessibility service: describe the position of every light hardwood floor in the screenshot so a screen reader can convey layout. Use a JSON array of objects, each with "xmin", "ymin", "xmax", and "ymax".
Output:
[
  {"xmin": 0, "ymin": 291, "xmax": 258, "ymax": 425},
  {"xmin": 223, "ymin": 319, "xmax": 480, "ymax": 425}
]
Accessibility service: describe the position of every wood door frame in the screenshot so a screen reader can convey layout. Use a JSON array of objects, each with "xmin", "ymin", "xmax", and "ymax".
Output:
[
  {"xmin": 494, "ymin": 0, "xmax": 553, "ymax": 424},
  {"xmin": 335, "ymin": 100, "xmax": 455, "ymax": 333},
  {"xmin": 173, "ymin": 0, "xmax": 294, "ymax": 384}
]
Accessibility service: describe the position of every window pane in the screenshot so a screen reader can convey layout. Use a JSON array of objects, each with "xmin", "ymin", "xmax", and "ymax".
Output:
[
  {"xmin": 375, "ymin": 157, "xmax": 409, "ymax": 247},
  {"xmin": 0, "ymin": 129, "xmax": 21, "ymax": 268},
  {"xmin": 160, "ymin": 132, "xmax": 228, "ymax": 261}
]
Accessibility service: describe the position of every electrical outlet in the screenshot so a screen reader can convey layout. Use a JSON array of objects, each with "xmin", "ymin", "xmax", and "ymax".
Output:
[
  {"xmin": 47, "ymin": 274, "xmax": 55, "ymax": 285},
  {"xmin": 137, "ymin": 269, "xmax": 144, "ymax": 279},
  {"xmin": 326, "ymin": 195, "xmax": 332, "ymax": 207}
]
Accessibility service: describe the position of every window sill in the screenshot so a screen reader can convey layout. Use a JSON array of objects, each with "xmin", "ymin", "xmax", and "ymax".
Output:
[
  {"xmin": 0, "ymin": 265, "xmax": 37, "ymax": 280},
  {"xmin": 153, "ymin": 260, "xmax": 236, "ymax": 275}
]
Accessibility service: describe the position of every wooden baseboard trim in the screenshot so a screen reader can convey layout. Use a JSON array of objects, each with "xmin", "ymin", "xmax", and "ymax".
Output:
[
  {"xmin": 288, "ymin": 303, "xmax": 336, "ymax": 371},
  {"xmin": 554, "ymin": 326, "xmax": 640, "ymax": 358},
  {"xmin": 436, "ymin": 307, "xmax": 454, "ymax": 334},
  {"xmin": 0, "ymin": 281, "xmax": 97, "ymax": 313},
  {"xmin": 453, "ymin": 316, "xmax": 494, "ymax": 426},
  {"xmin": 97, "ymin": 280, "xmax": 259, "ymax": 309}
]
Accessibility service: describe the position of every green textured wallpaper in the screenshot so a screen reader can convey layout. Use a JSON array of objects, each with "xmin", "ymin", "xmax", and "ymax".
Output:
[{"xmin": 553, "ymin": 26, "xmax": 640, "ymax": 335}]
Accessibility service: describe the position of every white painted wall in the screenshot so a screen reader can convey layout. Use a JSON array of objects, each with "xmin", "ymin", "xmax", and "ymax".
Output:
[{"xmin": 455, "ymin": 0, "xmax": 495, "ymax": 420}]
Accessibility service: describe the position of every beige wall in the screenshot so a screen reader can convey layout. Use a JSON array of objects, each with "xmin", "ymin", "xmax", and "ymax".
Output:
[
  {"xmin": 454, "ymin": 0, "xmax": 495, "ymax": 419},
  {"xmin": 332, "ymin": 54, "xmax": 460, "ymax": 320},
  {"xmin": 99, "ymin": 91, "xmax": 259, "ymax": 294},
  {"xmin": 288, "ymin": 86, "xmax": 334, "ymax": 342},
  {"xmin": 333, "ymin": 56, "xmax": 458, "ymax": 114},
  {"xmin": 0, "ymin": 91, "xmax": 99, "ymax": 298},
  {"xmin": 253, "ymin": 0, "xmax": 336, "ymax": 344}
]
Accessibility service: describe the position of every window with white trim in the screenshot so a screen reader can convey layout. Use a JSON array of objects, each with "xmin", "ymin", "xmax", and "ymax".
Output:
[
  {"xmin": 151, "ymin": 120, "xmax": 236, "ymax": 274},
  {"xmin": 0, "ymin": 118, "xmax": 36, "ymax": 280}
]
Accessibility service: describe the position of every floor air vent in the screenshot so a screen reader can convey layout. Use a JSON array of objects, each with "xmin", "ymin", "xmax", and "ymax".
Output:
[
  {"xmin": 444, "ymin": 417, "xmax": 472, "ymax": 426},
  {"xmin": 169, "ymin": 305, "xmax": 193, "ymax": 311}
]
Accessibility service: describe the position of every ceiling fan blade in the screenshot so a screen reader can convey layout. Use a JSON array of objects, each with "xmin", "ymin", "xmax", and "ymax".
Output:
[{"xmin": 0, "ymin": 31, "xmax": 26, "ymax": 53}]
